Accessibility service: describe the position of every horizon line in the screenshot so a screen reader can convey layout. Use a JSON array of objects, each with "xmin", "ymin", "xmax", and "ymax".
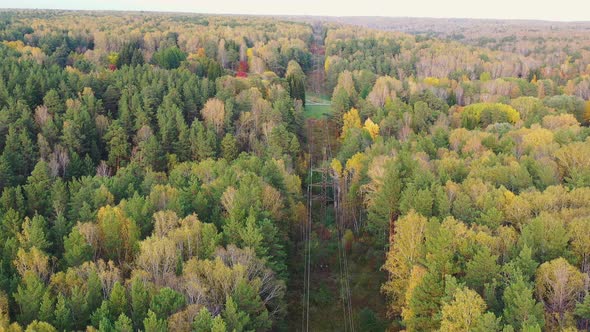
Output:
[{"xmin": 1, "ymin": 7, "xmax": 589, "ymax": 24}]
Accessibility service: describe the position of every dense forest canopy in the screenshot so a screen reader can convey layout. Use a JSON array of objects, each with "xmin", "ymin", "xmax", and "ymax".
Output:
[{"xmin": 0, "ymin": 8, "xmax": 589, "ymax": 332}]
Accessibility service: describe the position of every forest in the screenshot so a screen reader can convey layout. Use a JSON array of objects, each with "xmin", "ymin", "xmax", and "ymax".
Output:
[{"xmin": 0, "ymin": 8, "xmax": 589, "ymax": 332}]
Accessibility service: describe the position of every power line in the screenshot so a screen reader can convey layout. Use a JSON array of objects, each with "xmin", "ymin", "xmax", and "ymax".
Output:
[
  {"xmin": 302, "ymin": 123, "xmax": 313, "ymax": 332},
  {"xmin": 327, "ymin": 119, "xmax": 355, "ymax": 332},
  {"xmin": 302, "ymin": 22, "xmax": 355, "ymax": 332}
]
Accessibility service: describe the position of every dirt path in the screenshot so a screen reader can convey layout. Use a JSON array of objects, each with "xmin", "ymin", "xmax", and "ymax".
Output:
[{"xmin": 307, "ymin": 22, "xmax": 327, "ymax": 98}]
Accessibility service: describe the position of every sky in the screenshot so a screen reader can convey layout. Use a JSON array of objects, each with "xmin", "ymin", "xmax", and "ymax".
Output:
[{"xmin": 3, "ymin": 0, "xmax": 590, "ymax": 22}]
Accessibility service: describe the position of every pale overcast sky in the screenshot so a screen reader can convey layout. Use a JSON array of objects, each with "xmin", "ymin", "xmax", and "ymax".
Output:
[{"xmin": 3, "ymin": 0, "xmax": 590, "ymax": 21}]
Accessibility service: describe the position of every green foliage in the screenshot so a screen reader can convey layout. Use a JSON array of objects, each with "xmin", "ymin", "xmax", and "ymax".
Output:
[
  {"xmin": 109, "ymin": 282, "xmax": 128, "ymax": 319},
  {"xmin": 63, "ymin": 227, "xmax": 92, "ymax": 267},
  {"xmin": 152, "ymin": 46, "xmax": 187, "ymax": 69},
  {"xmin": 464, "ymin": 247, "xmax": 500, "ymax": 294},
  {"xmin": 231, "ymin": 280, "xmax": 272, "ymax": 330},
  {"xmin": 86, "ymin": 271, "xmax": 103, "ymax": 315},
  {"xmin": 116, "ymin": 42, "xmax": 144, "ymax": 68},
  {"xmin": 544, "ymin": 95, "xmax": 585, "ymax": 122},
  {"xmin": 24, "ymin": 160, "xmax": 53, "ymax": 215},
  {"xmin": 70, "ymin": 285, "xmax": 90, "ymax": 330},
  {"xmin": 149, "ymin": 287, "xmax": 185, "ymax": 320},
  {"xmin": 286, "ymin": 60, "xmax": 306, "ymax": 105},
  {"xmin": 357, "ymin": 307, "xmax": 387, "ymax": 332},
  {"xmin": 130, "ymin": 278, "xmax": 150, "ymax": 330},
  {"xmin": 221, "ymin": 133, "xmax": 239, "ymax": 161},
  {"xmin": 461, "ymin": 103, "xmax": 520, "ymax": 129},
  {"xmin": 105, "ymin": 122, "xmax": 130, "ymax": 169},
  {"xmin": 19, "ymin": 215, "xmax": 50, "ymax": 251},
  {"xmin": 192, "ymin": 307, "xmax": 214, "ymax": 331},
  {"xmin": 14, "ymin": 273, "xmax": 45, "ymax": 325},
  {"xmin": 1, "ymin": 10, "xmax": 590, "ymax": 332},
  {"xmin": 114, "ymin": 314, "xmax": 133, "ymax": 332},
  {"xmin": 38, "ymin": 291, "xmax": 54, "ymax": 323},
  {"xmin": 519, "ymin": 214, "xmax": 570, "ymax": 262},
  {"xmin": 0, "ymin": 19, "xmax": 299, "ymax": 330},
  {"xmin": 212, "ymin": 316, "xmax": 227, "ymax": 332},
  {"xmin": 331, "ymin": 87, "xmax": 351, "ymax": 125},
  {"xmin": 575, "ymin": 294, "xmax": 590, "ymax": 322},
  {"xmin": 404, "ymin": 272, "xmax": 445, "ymax": 331},
  {"xmin": 503, "ymin": 275, "xmax": 545, "ymax": 330},
  {"xmin": 91, "ymin": 300, "xmax": 112, "ymax": 328},
  {"xmin": 222, "ymin": 296, "xmax": 250, "ymax": 332},
  {"xmin": 143, "ymin": 310, "xmax": 167, "ymax": 332},
  {"xmin": 54, "ymin": 293, "xmax": 71, "ymax": 331}
]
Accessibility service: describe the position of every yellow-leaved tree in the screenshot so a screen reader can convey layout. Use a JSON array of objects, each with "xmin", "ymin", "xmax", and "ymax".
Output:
[
  {"xmin": 584, "ymin": 100, "xmax": 590, "ymax": 124},
  {"xmin": 331, "ymin": 158, "xmax": 343, "ymax": 178},
  {"xmin": 382, "ymin": 211, "xmax": 428, "ymax": 316},
  {"xmin": 345, "ymin": 152, "xmax": 366, "ymax": 183},
  {"xmin": 363, "ymin": 118, "xmax": 380, "ymax": 140},
  {"xmin": 341, "ymin": 108, "xmax": 362, "ymax": 139},
  {"xmin": 439, "ymin": 287, "xmax": 488, "ymax": 332}
]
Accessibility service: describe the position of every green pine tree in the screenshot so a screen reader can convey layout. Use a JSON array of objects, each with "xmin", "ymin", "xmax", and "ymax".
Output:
[
  {"xmin": 54, "ymin": 293, "xmax": 71, "ymax": 331},
  {"xmin": 192, "ymin": 308, "xmax": 213, "ymax": 331},
  {"xmin": 143, "ymin": 310, "xmax": 167, "ymax": 332},
  {"xmin": 130, "ymin": 278, "xmax": 150, "ymax": 330},
  {"xmin": 14, "ymin": 273, "xmax": 46, "ymax": 325},
  {"xmin": 109, "ymin": 282, "xmax": 128, "ymax": 319},
  {"xmin": 38, "ymin": 291, "xmax": 54, "ymax": 324},
  {"xmin": 404, "ymin": 272, "xmax": 445, "ymax": 331},
  {"xmin": 113, "ymin": 314, "xmax": 133, "ymax": 332},
  {"xmin": 222, "ymin": 296, "xmax": 250, "ymax": 332},
  {"xmin": 63, "ymin": 227, "xmax": 93, "ymax": 267},
  {"xmin": 221, "ymin": 133, "xmax": 239, "ymax": 161},
  {"xmin": 503, "ymin": 274, "xmax": 545, "ymax": 330}
]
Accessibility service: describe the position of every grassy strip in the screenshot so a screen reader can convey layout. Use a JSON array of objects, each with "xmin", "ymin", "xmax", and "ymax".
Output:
[{"xmin": 305, "ymin": 104, "xmax": 332, "ymax": 119}]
